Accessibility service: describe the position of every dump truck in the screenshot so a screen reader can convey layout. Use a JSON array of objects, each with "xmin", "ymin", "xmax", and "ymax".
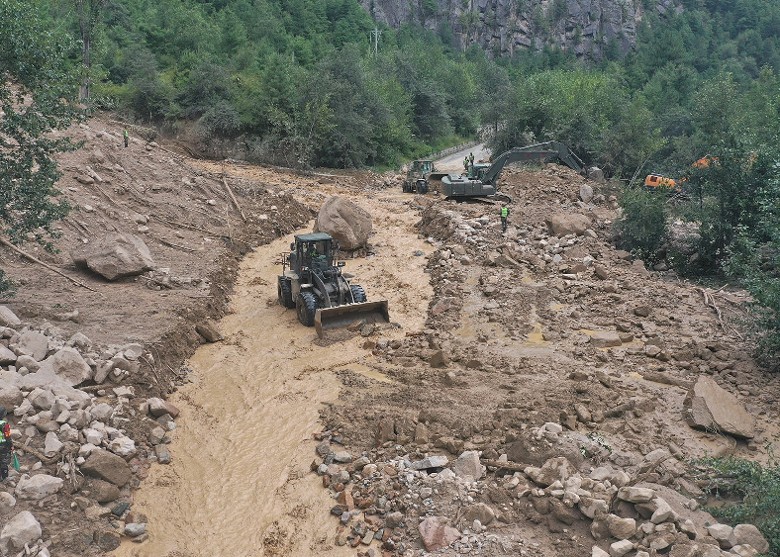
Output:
[
  {"xmin": 277, "ymin": 232, "xmax": 389, "ymax": 337},
  {"xmin": 440, "ymin": 141, "xmax": 585, "ymax": 201}
]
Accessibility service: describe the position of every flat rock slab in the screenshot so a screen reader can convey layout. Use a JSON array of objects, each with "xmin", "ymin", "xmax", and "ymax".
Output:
[
  {"xmin": 683, "ymin": 377, "xmax": 756, "ymax": 438},
  {"xmin": 590, "ymin": 331, "xmax": 622, "ymax": 348}
]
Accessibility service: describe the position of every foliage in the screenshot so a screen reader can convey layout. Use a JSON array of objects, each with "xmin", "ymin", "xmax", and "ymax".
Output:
[
  {"xmin": 696, "ymin": 456, "xmax": 780, "ymax": 556},
  {"xmin": 613, "ymin": 187, "xmax": 667, "ymax": 261},
  {"xmin": 0, "ymin": 0, "xmax": 79, "ymax": 294}
]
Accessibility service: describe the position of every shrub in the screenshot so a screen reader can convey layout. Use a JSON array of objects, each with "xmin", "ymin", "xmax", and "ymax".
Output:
[
  {"xmin": 613, "ymin": 187, "xmax": 667, "ymax": 261},
  {"xmin": 695, "ymin": 456, "xmax": 780, "ymax": 556}
]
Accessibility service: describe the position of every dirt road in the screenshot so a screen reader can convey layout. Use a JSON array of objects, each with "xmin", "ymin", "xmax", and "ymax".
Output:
[
  {"xmin": 114, "ymin": 186, "xmax": 434, "ymax": 557},
  {"xmin": 435, "ymin": 143, "xmax": 491, "ymax": 173}
]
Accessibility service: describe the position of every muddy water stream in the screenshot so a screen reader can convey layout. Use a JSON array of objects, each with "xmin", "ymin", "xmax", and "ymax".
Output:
[{"xmin": 115, "ymin": 192, "xmax": 433, "ymax": 557}]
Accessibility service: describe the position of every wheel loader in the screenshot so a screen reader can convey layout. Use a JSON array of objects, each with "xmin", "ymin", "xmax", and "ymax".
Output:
[
  {"xmin": 277, "ymin": 233, "xmax": 389, "ymax": 337},
  {"xmin": 401, "ymin": 159, "xmax": 447, "ymax": 194}
]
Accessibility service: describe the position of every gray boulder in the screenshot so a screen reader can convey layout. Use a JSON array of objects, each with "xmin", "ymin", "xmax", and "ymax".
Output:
[
  {"xmin": 0, "ymin": 306, "xmax": 21, "ymax": 327},
  {"xmin": 15, "ymin": 474, "xmax": 64, "ymax": 500},
  {"xmin": 14, "ymin": 330, "xmax": 49, "ymax": 361},
  {"xmin": 0, "ymin": 387, "xmax": 23, "ymax": 410},
  {"xmin": 452, "ymin": 451, "xmax": 484, "ymax": 481},
  {"xmin": 683, "ymin": 377, "xmax": 756, "ymax": 438},
  {"xmin": 314, "ymin": 196, "xmax": 372, "ymax": 250},
  {"xmin": 81, "ymin": 448, "xmax": 132, "ymax": 487},
  {"xmin": 72, "ymin": 232, "xmax": 155, "ymax": 280},
  {"xmin": 0, "ymin": 511, "xmax": 41, "ymax": 552},
  {"xmin": 0, "ymin": 345, "xmax": 16, "ymax": 365},
  {"xmin": 36, "ymin": 348, "xmax": 92, "ymax": 386},
  {"xmin": 580, "ymin": 183, "xmax": 594, "ymax": 203}
]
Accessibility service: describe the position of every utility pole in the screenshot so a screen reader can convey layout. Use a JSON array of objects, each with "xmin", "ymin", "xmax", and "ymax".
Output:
[{"xmin": 370, "ymin": 27, "xmax": 381, "ymax": 57}]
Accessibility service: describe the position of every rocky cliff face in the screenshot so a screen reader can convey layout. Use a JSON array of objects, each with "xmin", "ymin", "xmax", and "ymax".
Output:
[{"xmin": 360, "ymin": 0, "xmax": 682, "ymax": 59}]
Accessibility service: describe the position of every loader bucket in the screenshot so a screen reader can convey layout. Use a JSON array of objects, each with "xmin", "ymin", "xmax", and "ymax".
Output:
[{"xmin": 315, "ymin": 301, "xmax": 390, "ymax": 338}]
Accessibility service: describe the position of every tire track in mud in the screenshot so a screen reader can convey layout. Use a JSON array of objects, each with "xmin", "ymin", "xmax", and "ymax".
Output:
[{"xmin": 114, "ymin": 191, "xmax": 433, "ymax": 557}]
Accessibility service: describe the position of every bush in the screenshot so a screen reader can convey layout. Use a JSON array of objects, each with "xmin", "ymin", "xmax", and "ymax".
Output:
[
  {"xmin": 613, "ymin": 187, "xmax": 668, "ymax": 261},
  {"xmin": 695, "ymin": 456, "xmax": 780, "ymax": 556}
]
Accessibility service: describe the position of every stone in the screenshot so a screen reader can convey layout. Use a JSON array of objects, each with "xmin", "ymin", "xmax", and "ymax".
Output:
[
  {"xmin": 93, "ymin": 530, "xmax": 121, "ymax": 552},
  {"xmin": 525, "ymin": 456, "xmax": 574, "ymax": 487},
  {"xmin": 452, "ymin": 450, "xmax": 484, "ymax": 481},
  {"xmin": 617, "ymin": 486, "xmax": 655, "ymax": 503},
  {"xmin": 409, "ymin": 455, "xmax": 448, "ymax": 470},
  {"xmin": 683, "ymin": 377, "xmax": 756, "ymax": 438},
  {"xmin": 81, "ymin": 448, "xmax": 132, "ymax": 486},
  {"xmin": 462, "ymin": 503, "xmax": 495, "ymax": 526},
  {"xmin": 86, "ymin": 479, "xmax": 121, "ymax": 504},
  {"xmin": 731, "ymin": 524, "xmax": 769, "ymax": 553},
  {"xmin": 650, "ymin": 497, "xmax": 674, "ymax": 524},
  {"xmin": 418, "ymin": 516, "xmax": 460, "ymax": 552},
  {"xmin": 0, "ymin": 345, "xmax": 15, "ymax": 365},
  {"xmin": 155, "ymin": 444, "xmax": 171, "ymax": 464},
  {"xmin": 36, "ymin": 348, "xmax": 92, "ymax": 386},
  {"xmin": 592, "ymin": 546, "xmax": 610, "ymax": 557},
  {"xmin": 109, "ymin": 435, "xmax": 136, "ymax": 457},
  {"xmin": 588, "ymin": 167, "xmax": 605, "ymax": 183},
  {"xmin": 314, "ymin": 196, "xmax": 372, "ymax": 250},
  {"xmin": 196, "ymin": 321, "xmax": 223, "ymax": 342},
  {"xmin": 15, "ymin": 474, "xmax": 64, "ymax": 500},
  {"xmin": 72, "ymin": 232, "xmax": 155, "ymax": 280},
  {"xmin": 606, "ymin": 514, "xmax": 636, "ymax": 539},
  {"xmin": 590, "ymin": 331, "xmax": 622, "ymax": 348},
  {"xmin": 147, "ymin": 397, "xmax": 180, "ymax": 418},
  {"xmin": 707, "ymin": 523, "xmax": 733, "ymax": 544},
  {"xmin": 44, "ymin": 431, "xmax": 63, "ymax": 456},
  {"xmin": 547, "ymin": 213, "xmax": 591, "ymax": 236},
  {"xmin": 0, "ymin": 306, "xmax": 21, "ymax": 327},
  {"xmin": 386, "ymin": 511, "xmax": 404, "ymax": 528},
  {"xmin": 608, "ymin": 539, "xmax": 634, "ymax": 557},
  {"xmin": 29, "ymin": 388, "xmax": 55, "ymax": 410},
  {"xmin": 91, "ymin": 402, "xmax": 114, "ymax": 421},
  {"xmin": 15, "ymin": 330, "xmax": 49, "ymax": 361},
  {"xmin": 124, "ymin": 523, "xmax": 147, "ymax": 537},
  {"xmin": 580, "ymin": 184, "xmax": 594, "ymax": 203},
  {"xmin": 0, "ymin": 511, "xmax": 41, "ymax": 552},
  {"xmin": 0, "ymin": 492, "xmax": 16, "ymax": 512},
  {"xmin": 0, "ymin": 387, "xmax": 23, "ymax": 412}
]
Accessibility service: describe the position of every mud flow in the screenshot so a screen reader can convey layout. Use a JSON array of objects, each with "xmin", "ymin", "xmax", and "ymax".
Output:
[{"xmin": 114, "ymin": 193, "xmax": 433, "ymax": 557}]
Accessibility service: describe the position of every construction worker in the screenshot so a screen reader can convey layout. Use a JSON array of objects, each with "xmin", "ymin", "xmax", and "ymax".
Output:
[
  {"xmin": 123, "ymin": 128, "xmax": 129, "ymax": 148},
  {"xmin": 500, "ymin": 203, "xmax": 510, "ymax": 233},
  {"xmin": 0, "ymin": 406, "xmax": 12, "ymax": 481},
  {"xmin": 463, "ymin": 156, "xmax": 469, "ymax": 171},
  {"xmin": 469, "ymin": 152, "xmax": 475, "ymax": 167}
]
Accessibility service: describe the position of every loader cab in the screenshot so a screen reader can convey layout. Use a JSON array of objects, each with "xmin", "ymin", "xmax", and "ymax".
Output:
[{"xmin": 292, "ymin": 232, "xmax": 338, "ymax": 273}]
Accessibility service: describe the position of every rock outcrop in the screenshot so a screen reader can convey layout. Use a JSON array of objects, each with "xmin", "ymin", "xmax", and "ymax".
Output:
[{"xmin": 359, "ymin": 0, "xmax": 682, "ymax": 61}]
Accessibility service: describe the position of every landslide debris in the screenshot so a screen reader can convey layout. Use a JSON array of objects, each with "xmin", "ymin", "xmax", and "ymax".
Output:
[{"xmin": 313, "ymin": 166, "xmax": 779, "ymax": 557}]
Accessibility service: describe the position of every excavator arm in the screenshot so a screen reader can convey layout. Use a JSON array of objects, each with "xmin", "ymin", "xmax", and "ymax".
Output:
[{"xmin": 481, "ymin": 142, "xmax": 585, "ymax": 185}]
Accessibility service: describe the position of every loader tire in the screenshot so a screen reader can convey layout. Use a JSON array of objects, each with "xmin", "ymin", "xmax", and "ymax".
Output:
[
  {"xmin": 350, "ymin": 285, "xmax": 367, "ymax": 303},
  {"xmin": 278, "ymin": 277, "xmax": 295, "ymax": 308},
  {"xmin": 296, "ymin": 291, "xmax": 318, "ymax": 327}
]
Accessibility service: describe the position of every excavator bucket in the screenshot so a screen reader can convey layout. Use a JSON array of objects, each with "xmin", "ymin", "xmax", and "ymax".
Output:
[{"xmin": 315, "ymin": 300, "xmax": 390, "ymax": 338}]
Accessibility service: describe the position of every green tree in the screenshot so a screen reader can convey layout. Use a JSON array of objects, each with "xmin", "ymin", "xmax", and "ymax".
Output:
[{"xmin": 0, "ymin": 0, "xmax": 79, "ymax": 293}]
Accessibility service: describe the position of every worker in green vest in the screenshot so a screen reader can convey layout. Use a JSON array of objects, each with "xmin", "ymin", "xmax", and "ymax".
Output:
[
  {"xmin": 0, "ymin": 406, "xmax": 13, "ymax": 481},
  {"xmin": 500, "ymin": 203, "xmax": 510, "ymax": 233}
]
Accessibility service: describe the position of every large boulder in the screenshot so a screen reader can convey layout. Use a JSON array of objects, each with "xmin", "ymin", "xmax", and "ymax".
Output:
[
  {"xmin": 0, "ymin": 346, "xmax": 16, "ymax": 365},
  {"xmin": 683, "ymin": 377, "xmax": 756, "ymax": 438},
  {"xmin": 80, "ymin": 448, "xmax": 132, "ymax": 487},
  {"xmin": 0, "ymin": 511, "xmax": 41, "ymax": 552},
  {"xmin": 35, "ymin": 348, "xmax": 92, "ymax": 386},
  {"xmin": 313, "ymin": 197, "xmax": 372, "ymax": 250},
  {"xmin": 547, "ymin": 213, "xmax": 592, "ymax": 236},
  {"xmin": 72, "ymin": 232, "xmax": 155, "ymax": 280}
]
